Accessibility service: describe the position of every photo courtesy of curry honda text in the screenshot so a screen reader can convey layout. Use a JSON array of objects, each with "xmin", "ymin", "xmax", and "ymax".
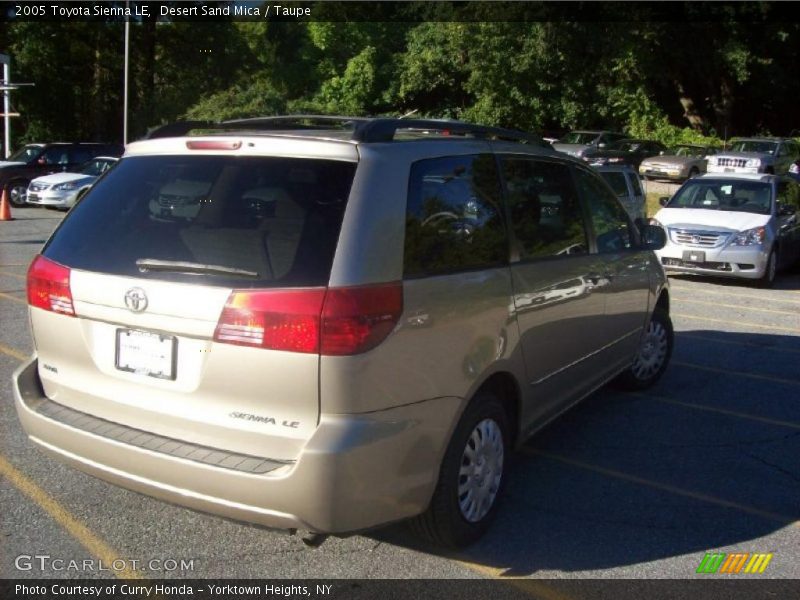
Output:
[{"xmin": 13, "ymin": 116, "xmax": 672, "ymax": 548}]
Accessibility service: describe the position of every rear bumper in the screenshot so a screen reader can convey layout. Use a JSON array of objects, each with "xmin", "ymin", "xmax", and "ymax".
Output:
[{"xmin": 13, "ymin": 357, "xmax": 463, "ymax": 534}]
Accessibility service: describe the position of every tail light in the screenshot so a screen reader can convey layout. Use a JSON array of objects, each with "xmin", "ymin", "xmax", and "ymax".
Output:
[
  {"xmin": 27, "ymin": 255, "xmax": 75, "ymax": 316},
  {"xmin": 213, "ymin": 282, "xmax": 402, "ymax": 356}
]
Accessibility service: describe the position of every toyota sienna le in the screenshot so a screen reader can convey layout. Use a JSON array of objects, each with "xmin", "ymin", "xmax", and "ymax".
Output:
[{"xmin": 13, "ymin": 116, "xmax": 672, "ymax": 547}]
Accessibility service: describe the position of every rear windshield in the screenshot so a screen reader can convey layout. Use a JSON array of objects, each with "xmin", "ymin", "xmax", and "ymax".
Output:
[{"xmin": 43, "ymin": 155, "xmax": 357, "ymax": 288}]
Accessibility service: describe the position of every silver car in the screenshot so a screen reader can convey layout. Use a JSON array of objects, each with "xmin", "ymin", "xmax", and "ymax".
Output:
[
  {"xmin": 706, "ymin": 138, "xmax": 800, "ymax": 175},
  {"xmin": 26, "ymin": 157, "xmax": 118, "ymax": 209},
  {"xmin": 551, "ymin": 130, "xmax": 627, "ymax": 159},
  {"xmin": 639, "ymin": 144, "xmax": 717, "ymax": 182},
  {"xmin": 13, "ymin": 116, "xmax": 672, "ymax": 548},
  {"xmin": 652, "ymin": 173, "xmax": 800, "ymax": 286},
  {"xmin": 594, "ymin": 164, "xmax": 646, "ymax": 221}
]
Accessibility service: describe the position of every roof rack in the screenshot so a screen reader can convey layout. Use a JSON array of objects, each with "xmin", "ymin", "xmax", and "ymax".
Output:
[{"xmin": 143, "ymin": 115, "xmax": 545, "ymax": 146}]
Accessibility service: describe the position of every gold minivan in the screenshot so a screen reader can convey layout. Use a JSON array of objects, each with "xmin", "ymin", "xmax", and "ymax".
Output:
[{"xmin": 13, "ymin": 117, "xmax": 671, "ymax": 547}]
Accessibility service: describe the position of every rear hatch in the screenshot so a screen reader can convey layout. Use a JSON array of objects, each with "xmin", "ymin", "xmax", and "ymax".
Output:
[{"xmin": 30, "ymin": 146, "xmax": 358, "ymax": 461}]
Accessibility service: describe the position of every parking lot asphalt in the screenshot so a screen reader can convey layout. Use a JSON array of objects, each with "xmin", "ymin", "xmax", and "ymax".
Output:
[{"xmin": 1, "ymin": 207, "xmax": 799, "ymax": 585}]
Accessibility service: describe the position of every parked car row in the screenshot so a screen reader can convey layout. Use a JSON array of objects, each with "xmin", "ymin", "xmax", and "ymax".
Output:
[
  {"xmin": 550, "ymin": 131, "xmax": 800, "ymax": 184},
  {"xmin": 0, "ymin": 142, "xmax": 123, "ymax": 207}
]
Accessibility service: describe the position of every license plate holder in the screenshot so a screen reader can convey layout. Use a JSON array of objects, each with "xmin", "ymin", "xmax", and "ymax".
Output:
[
  {"xmin": 115, "ymin": 329, "xmax": 177, "ymax": 380},
  {"xmin": 682, "ymin": 250, "xmax": 706, "ymax": 263}
]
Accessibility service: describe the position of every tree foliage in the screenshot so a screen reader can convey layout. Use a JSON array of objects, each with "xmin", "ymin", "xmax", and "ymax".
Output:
[{"xmin": 2, "ymin": 7, "xmax": 800, "ymax": 149}]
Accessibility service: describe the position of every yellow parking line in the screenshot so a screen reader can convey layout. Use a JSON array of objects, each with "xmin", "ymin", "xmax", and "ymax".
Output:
[
  {"xmin": 673, "ymin": 360, "xmax": 800, "ymax": 387},
  {"xmin": 449, "ymin": 556, "xmax": 574, "ymax": 598},
  {"xmin": 524, "ymin": 449, "xmax": 799, "ymax": 527},
  {"xmin": 679, "ymin": 333, "xmax": 800, "ymax": 355},
  {"xmin": 0, "ymin": 455, "xmax": 145, "ymax": 580},
  {"xmin": 670, "ymin": 283, "xmax": 800, "ymax": 306},
  {"xmin": 674, "ymin": 312, "xmax": 800, "ymax": 335},
  {"xmin": 678, "ymin": 297, "xmax": 800, "ymax": 317},
  {"xmin": 0, "ymin": 290, "xmax": 26, "ymax": 305},
  {"xmin": 0, "ymin": 342, "xmax": 28, "ymax": 361},
  {"xmin": 0, "ymin": 269, "xmax": 26, "ymax": 280},
  {"xmin": 635, "ymin": 392, "xmax": 800, "ymax": 431}
]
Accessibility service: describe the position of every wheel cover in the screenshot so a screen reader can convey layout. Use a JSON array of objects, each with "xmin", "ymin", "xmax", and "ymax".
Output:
[
  {"xmin": 631, "ymin": 318, "xmax": 669, "ymax": 381},
  {"xmin": 10, "ymin": 185, "xmax": 26, "ymax": 203},
  {"xmin": 458, "ymin": 418, "xmax": 504, "ymax": 523}
]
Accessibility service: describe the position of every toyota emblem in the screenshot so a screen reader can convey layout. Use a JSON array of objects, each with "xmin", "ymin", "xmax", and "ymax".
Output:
[
  {"xmin": 124, "ymin": 288, "xmax": 148, "ymax": 313},
  {"xmin": 691, "ymin": 235, "xmax": 701, "ymax": 244}
]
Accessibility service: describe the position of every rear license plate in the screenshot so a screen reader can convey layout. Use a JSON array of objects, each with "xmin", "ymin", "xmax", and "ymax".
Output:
[
  {"xmin": 724, "ymin": 167, "xmax": 735, "ymax": 173},
  {"xmin": 682, "ymin": 250, "xmax": 706, "ymax": 263},
  {"xmin": 115, "ymin": 329, "xmax": 176, "ymax": 380}
]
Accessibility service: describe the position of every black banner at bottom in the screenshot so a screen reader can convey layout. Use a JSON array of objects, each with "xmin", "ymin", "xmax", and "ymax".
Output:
[{"xmin": 3, "ymin": 579, "xmax": 800, "ymax": 600}]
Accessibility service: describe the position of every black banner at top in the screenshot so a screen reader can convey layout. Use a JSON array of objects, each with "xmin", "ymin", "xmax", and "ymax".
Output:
[{"xmin": 1, "ymin": 1, "xmax": 799, "ymax": 23}]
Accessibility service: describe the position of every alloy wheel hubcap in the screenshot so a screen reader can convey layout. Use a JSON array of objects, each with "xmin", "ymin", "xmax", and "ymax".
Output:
[
  {"xmin": 458, "ymin": 418, "xmax": 504, "ymax": 523},
  {"xmin": 632, "ymin": 319, "xmax": 668, "ymax": 380}
]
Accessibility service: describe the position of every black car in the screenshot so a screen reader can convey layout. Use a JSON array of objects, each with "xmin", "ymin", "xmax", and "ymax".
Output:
[
  {"xmin": 582, "ymin": 138, "xmax": 667, "ymax": 169},
  {"xmin": 1, "ymin": 142, "xmax": 124, "ymax": 206}
]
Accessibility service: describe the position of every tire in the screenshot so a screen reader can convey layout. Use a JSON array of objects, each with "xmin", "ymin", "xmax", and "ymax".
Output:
[
  {"xmin": 7, "ymin": 181, "xmax": 29, "ymax": 207},
  {"xmin": 409, "ymin": 392, "xmax": 510, "ymax": 548},
  {"xmin": 615, "ymin": 307, "xmax": 673, "ymax": 390},
  {"xmin": 757, "ymin": 248, "xmax": 777, "ymax": 288}
]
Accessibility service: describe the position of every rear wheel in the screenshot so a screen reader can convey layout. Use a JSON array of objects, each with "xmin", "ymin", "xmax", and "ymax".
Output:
[
  {"xmin": 409, "ymin": 392, "xmax": 509, "ymax": 548},
  {"xmin": 7, "ymin": 181, "xmax": 28, "ymax": 207},
  {"xmin": 615, "ymin": 308, "xmax": 673, "ymax": 390}
]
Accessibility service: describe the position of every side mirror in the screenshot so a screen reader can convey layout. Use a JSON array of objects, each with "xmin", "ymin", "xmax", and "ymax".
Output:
[
  {"xmin": 641, "ymin": 224, "xmax": 666, "ymax": 250},
  {"xmin": 659, "ymin": 196, "xmax": 670, "ymax": 207}
]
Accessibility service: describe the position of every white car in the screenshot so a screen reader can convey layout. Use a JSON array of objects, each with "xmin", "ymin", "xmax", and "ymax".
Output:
[
  {"xmin": 652, "ymin": 173, "xmax": 800, "ymax": 287},
  {"xmin": 26, "ymin": 156, "xmax": 118, "ymax": 209}
]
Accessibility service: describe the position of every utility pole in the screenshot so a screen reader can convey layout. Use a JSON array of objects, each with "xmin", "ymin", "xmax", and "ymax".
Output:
[
  {"xmin": 123, "ymin": 1, "xmax": 130, "ymax": 144},
  {"xmin": 0, "ymin": 54, "xmax": 33, "ymax": 159}
]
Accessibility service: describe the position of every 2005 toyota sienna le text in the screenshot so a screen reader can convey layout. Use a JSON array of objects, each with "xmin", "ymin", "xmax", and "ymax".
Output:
[{"xmin": 13, "ymin": 116, "xmax": 672, "ymax": 548}]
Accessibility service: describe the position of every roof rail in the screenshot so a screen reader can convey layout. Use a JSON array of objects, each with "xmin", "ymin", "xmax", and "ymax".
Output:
[
  {"xmin": 351, "ymin": 118, "xmax": 545, "ymax": 145},
  {"xmin": 143, "ymin": 115, "xmax": 545, "ymax": 146}
]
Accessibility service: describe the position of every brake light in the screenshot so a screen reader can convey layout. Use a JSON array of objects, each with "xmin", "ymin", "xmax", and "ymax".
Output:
[
  {"xmin": 321, "ymin": 283, "xmax": 403, "ymax": 355},
  {"xmin": 214, "ymin": 288, "xmax": 326, "ymax": 353},
  {"xmin": 27, "ymin": 255, "xmax": 75, "ymax": 316},
  {"xmin": 213, "ymin": 282, "xmax": 403, "ymax": 355},
  {"xmin": 186, "ymin": 140, "xmax": 242, "ymax": 150}
]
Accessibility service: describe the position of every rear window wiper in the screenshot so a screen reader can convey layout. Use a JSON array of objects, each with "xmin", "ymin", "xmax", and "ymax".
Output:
[{"xmin": 136, "ymin": 259, "xmax": 259, "ymax": 278}]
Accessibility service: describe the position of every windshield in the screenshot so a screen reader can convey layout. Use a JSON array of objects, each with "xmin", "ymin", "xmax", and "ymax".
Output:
[
  {"xmin": 666, "ymin": 180, "xmax": 773, "ymax": 215},
  {"xmin": 671, "ymin": 145, "xmax": 706, "ymax": 158},
  {"xmin": 559, "ymin": 132, "xmax": 598, "ymax": 145},
  {"xmin": 7, "ymin": 144, "xmax": 43, "ymax": 163},
  {"xmin": 79, "ymin": 158, "xmax": 116, "ymax": 176},
  {"xmin": 729, "ymin": 140, "xmax": 778, "ymax": 154}
]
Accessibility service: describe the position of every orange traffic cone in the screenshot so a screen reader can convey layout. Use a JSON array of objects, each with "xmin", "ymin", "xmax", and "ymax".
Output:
[{"xmin": 0, "ymin": 188, "xmax": 12, "ymax": 221}]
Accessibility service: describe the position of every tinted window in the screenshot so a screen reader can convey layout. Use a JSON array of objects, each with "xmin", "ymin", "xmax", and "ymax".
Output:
[
  {"xmin": 404, "ymin": 154, "xmax": 506, "ymax": 276},
  {"xmin": 44, "ymin": 155, "xmax": 357, "ymax": 288},
  {"xmin": 500, "ymin": 158, "xmax": 588, "ymax": 259},
  {"xmin": 598, "ymin": 171, "xmax": 628, "ymax": 197},
  {"xmin": 41, "ymin": 146, "xmax": 70, "ymax": 165},
  {"xmin": 574, "ymin": 167, "xmax": 634, "ymax": 253},
  {"xmin": 629, "ymin": 172, "xmax": 643, "ymax": 196},
  {"xmin": 69, "ymin": 147, "xmax": 94, "ymax": 164}
]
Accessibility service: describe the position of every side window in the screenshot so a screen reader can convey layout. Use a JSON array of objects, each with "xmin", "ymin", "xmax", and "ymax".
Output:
[
  {"xmin": 500, "ymin": 157, "xmax": 589, "ymax": 260},
  {"xmin": 404, "ymin": 154, "xmax": 507, "ymax": 277},
  {"xmin": 69, "ymin": 147, "xmax": 93, "ymax": 164},
  {"xmin": 629, "ymin": 172, "xmax": 643, "ymax": 197},
  {"xmin": 574, "ymin": 167, "xmax": 634, "ymax": 253},
  {"xmin": 40, "ymin": 146, "xmax": 69, "ymax": 165}
]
